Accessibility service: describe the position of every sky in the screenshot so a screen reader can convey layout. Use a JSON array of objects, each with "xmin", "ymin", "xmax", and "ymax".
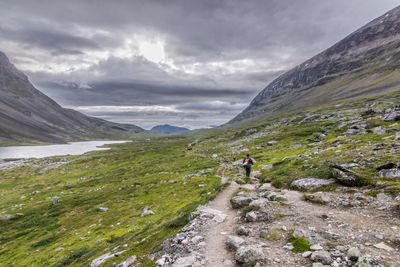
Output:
[{"xmin": 0, "ymin": 0, "xmax": 398, "ymax": 129}]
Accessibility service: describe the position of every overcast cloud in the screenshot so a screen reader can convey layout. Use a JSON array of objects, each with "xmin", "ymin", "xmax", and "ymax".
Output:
[{"xmin": 0, "ymin": 0, "xmax": 398, "ymax": 129}]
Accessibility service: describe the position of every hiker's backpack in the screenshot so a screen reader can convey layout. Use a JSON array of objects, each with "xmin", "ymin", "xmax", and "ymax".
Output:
[{"xmin": 244, "ymin": 158, "xmax": 253, "ymax": 168}]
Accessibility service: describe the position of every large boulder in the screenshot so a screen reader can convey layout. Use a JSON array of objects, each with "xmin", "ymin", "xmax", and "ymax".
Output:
[
  {"xmin": 330, "ymin": 165, "xmax": 362, "ymax": 186},
  {"xmin": 52, "ymin": 196, "xmax": 60, "ymax": 205},
  {"xmin": 171, "ymin": 256, "xmax": 197, "ymax": 267},
  {"xmin": 142, "ymin": 207, "xmax": 155, "ymax": 216},
  {"xmin": 226, "ymin": 235, "xmax": 246, "ymax": 251},
  {"xmin": 291, "ymin": 178, "xmax": 335, "ymax": 191},
  {"xmin": 360, "ymin": 109, "xmax": 376, "ymax": 117},
  {"xmin": 383, "ymin": 111, "xmax": 400, "ymax": 121},
  {"xmin": 91, "ymin": 250, "xmax": 127, "ymax": 267},
  {"xmin": 0, "ymin": 214, "xmax": 13, "ymax": 221},
  {"xmin": 258, "ymin": 183, "xmax": 271, "ymax": 191},
  {"xmin": 246, "ymin": 128, "xmax": 257, "ymax": 135},
  {"xmin": 249, "ymin": 198, "xmax": 269, "ymax": 209},
  {"xmin": 345, "ymin": 122, "xmax": 367, "ymax": 135},
  {"xmin": 310, "ymin": 250, "xmax": 333, "ymax": 265},
  {"xmin": 235, "ymin": 245, "xmax": 265, "ymax": 265},
  {"xmin": 372, "ymin": 126, "xmax": 386, "ymax": 135},
  {"xmin": 96, "ymin": 207, "xmax": 109, "ymax": 212},
  {"xmin": 245, "ymin": 211, "xmax": 273, "ymax": 222},
  {"xmin": 230, "ymin": 196, "xmax": 253, "ymax": 209},
  {"xmin": 264, "ymin": 140, "xmax": 278, "ymax": 146},
  {"xmin": 237, "ymin": 226, "xmax": 252, "ymax": 236},
  {"xmin": 377, "ymin": 163, "xmax": 400, "ymax": 179},
  {"xmin": 304, "ymin": 192, "xmax": 331, "ymax": 205},
  {"xmin": 266, "ymin": 192, "xmax": 287, "ymax": 202},
  {"xmin": 347, "ymin": 247, "xmax": 361, "ymax": 261},
  {"xmin": 115, "ymin": 256, "xmax": 137, "ymax": 267}
]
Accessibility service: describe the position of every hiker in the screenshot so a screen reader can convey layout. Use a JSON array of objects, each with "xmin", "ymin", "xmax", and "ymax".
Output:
[{"xmin": 243, "ymin": 153, "xmax": 256, "ymax": 178}]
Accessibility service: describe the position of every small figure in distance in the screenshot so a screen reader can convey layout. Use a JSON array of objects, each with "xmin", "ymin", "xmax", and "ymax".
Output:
[{"xmin": 242, "ymin": 153, "xmax": 256, "ymax": 180}]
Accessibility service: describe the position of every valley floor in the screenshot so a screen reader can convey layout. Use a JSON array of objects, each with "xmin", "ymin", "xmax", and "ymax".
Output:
[{"xmin": 0, "ymin": 91, "xmax": 399, "ymax": 266}]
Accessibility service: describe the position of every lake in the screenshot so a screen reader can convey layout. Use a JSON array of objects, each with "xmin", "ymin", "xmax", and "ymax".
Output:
[{"xmin": 0, "ymin": 140, "xmax": 128, "ymax": 159}]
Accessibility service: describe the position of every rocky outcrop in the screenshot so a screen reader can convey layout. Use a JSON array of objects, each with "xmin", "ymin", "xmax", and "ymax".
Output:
[
  {"xmin": 304, "ymin": 192, "xmax": 331, "ymax": 205},
  {"xmin": 230, "ymin": 196, "xmax": 254, "ymax": 209},
  {"xmin": 234, "ymin": 245, "xmax": 264, "ymax": 265},
  {"xmin": 291, "ymin": 178, "xmax": 335, "ymax": 191},
  {"xmin": 382, "ymin": 105, "xmax": 400, "ymax": 121},
  {"xmin": 245, "ymin": 211, "xmax": 273, "ymax": 222},
  {"xmin": 142, "ymin": 207, "xmax": 155, "ymax": 216},
  {"xmin": 90, "ymin": 250, "xmax": 127, "ymax": 267},
  {"xmin": 170, "ymin": 256, "xmax": 197, "ymax": 267},
  {"xmin": 310, "ymin": 250, "xmax": 333, "ymax": 265},
  {"xmin": 115, "ymin": 256, "xmax": 137, "ymax": 267},
  {"xmin": 225, "ymin": 235, "xmax": 246, "ymax": 251},
  {"xmin": 330, "ymin": 165, "xmax": 363, "ymax": 186},
  {"xmin": 377, "ymin": 163, "xmax": 400, "ymax": 179}
]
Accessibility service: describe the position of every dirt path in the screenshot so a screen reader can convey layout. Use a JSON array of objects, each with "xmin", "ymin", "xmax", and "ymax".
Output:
[
  {"xmin": 158, "ymin": 169, "xmax": 400, "ymax": 266},
  {"xmin": 203, "ymin": 182, "xmax": 239, "ymax": 267},
  {"xmin": 284, "ymin": 189, "xmax": 398, "ymax": 241},
  {"xmin": 237, "ymin": 185, "xmax": 400, "ymax": 266}
]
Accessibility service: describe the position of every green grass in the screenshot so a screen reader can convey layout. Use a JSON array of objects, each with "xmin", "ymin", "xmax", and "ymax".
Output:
[
  {"xmin": 264, "ymin": 228, "xmax": 284, "ymax": 241},
  {"xmin": 0, "ymin": 136, "xmax": 221, "ymax": 266},
  {"xmin": 288, "ymin": 232, "xmax": 311, "ymax": 253},
  {"xmin": 248, "ymin": 94, "xmax": 400, "ymax": 191}
]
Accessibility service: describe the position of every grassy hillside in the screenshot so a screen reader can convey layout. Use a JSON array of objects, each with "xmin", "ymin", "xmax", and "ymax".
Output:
[
  {"xmin": 0, "ymin": 137, "xmax": 223, "ymax": 266},
  {"xmin": 0, "ymin": 90, "xmax": 399, "ymax": 266},
  {"xmin": 222, "ymin": 90, "xmax": 400, "ymax": 192}
]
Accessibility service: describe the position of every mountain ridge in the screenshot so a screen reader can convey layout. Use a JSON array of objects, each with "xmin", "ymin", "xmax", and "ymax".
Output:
[
  {"xmin": 150, "ymin": 124, "xmax": 190, "ymax": 134},
  {"xmin": 231, "ymin": 5, "xmax": 400, "ymax": 123}
]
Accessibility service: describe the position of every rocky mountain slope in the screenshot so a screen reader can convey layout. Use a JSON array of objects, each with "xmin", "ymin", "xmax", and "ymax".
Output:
[
  {"xmin": 232, "ymin": 5, "xmax": 400, "ymax": 123},
  {"xmin": 150, "ymin": 124, "xmax": 190, "ymax": 135},
  {"xmin": 0, "ymin": 51, "xmax": 144, "ymax": 144}
]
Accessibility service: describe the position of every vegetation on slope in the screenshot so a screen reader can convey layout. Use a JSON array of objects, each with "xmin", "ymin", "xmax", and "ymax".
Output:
[
  {"xmin": 0, "ymin": 90, "xmax": 399, "ymax": 266},
  {"xmin": 222, "ymin": 91, "xmax": 400, "ymax": 193},
  {"xmin": 0, "ymin": 136, "xmax": 221, "ymax": 266}
]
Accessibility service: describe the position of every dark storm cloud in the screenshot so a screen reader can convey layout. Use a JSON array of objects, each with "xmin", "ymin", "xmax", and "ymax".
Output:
[
  {"xmin": 37, "ymin": 81, "xmax": 253, "ymax": 106},
  {"xmin": 0, "ymin": 0, "xmax": 399, "ymax": 128},
  {"xmin": 0, "ymin": 20, "xmax": 103, "ymax": 55}
]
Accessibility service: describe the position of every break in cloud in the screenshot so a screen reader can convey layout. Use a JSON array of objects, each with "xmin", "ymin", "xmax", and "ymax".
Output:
[{"xmin": 0, "ymin": 0, "xmax": 398, "ymax": 129}]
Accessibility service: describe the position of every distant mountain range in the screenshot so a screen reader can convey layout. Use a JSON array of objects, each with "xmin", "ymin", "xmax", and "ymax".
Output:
[
  {"xmin": 232, "ymin": 5, "xmax": 400, "ymax": 123},
  {"xmin": 0, "ymin": 51, "xmax": 144, "ymax": 145},
  {"xmin": 150, "ymin": 124, "xmax": 190, "ymax": 134}
]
